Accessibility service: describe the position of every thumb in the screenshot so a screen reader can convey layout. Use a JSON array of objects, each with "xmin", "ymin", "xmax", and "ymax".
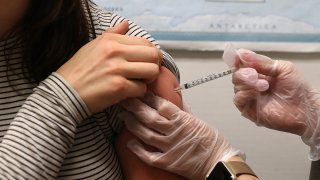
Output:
[
  {"xmin": 238, "ymin": 51, "xmax": 278, "ymax": 76},
  {"xmin": 105, "ymin": 20, "xmax": 129, "ymax": 34}
]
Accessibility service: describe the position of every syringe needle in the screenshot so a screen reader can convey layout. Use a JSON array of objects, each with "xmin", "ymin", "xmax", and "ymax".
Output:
[
  {"xmin": 173, "ymin": 86, "xmax": 183, "ymax": 92},
  {"xmin": 174, "ymin": 68, "xmax": 235, "ymax": 92}
]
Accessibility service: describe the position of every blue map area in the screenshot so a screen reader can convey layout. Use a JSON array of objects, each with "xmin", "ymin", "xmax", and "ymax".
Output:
[{"xmin": 94, "ymin": 0, "xmax": 320, "ymax": 43}]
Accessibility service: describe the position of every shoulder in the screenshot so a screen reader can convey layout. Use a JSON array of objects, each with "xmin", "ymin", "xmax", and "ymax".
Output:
[
  {"xmin": 86, "ymin": 1, "xmax": 180, "ymax": 79},
  {"xmin": 86, "ymin": 1, "xmax": 155, "ymax": 41},
  {"xmin": 86, "ymin": 0, "xmax": 113, "ymax": 36}
]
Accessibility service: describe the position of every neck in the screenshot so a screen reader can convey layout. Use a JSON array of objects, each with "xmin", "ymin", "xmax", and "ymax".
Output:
[{"xmin": 0, "ymin": 0, "xmax": 29, "ymax": 41}]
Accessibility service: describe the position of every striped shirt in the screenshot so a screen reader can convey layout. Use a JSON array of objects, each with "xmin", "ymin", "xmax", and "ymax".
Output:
[{"xmin": 0, "ymin": 1, "xmax": 179, "ymax": 179}]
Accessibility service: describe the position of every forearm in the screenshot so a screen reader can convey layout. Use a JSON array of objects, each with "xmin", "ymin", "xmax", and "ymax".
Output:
[{"xmin": 0, "ymin": 73, "xmax": 90, "ymax": 179}]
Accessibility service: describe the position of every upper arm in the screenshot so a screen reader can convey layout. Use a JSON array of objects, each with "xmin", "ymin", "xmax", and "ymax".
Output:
[
  {"xmin": 147, "ymin": 66, "xmax": 182, "ymax": 109},
  {"xmin": 115, "ymin": 66, "xmax": 185, "ymax": 180}
]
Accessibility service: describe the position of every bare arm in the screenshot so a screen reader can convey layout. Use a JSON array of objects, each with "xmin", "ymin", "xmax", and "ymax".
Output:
[{"xmin": 115, "ymin": 66, "xmax": 186, "ymax": 180}]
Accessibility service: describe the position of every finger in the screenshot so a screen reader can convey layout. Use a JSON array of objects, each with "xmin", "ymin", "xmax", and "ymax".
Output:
[
  {"xmin": 237, "ymin": 48, "xmax": 256, "ymax": 54},
  {"xmin": 141, "ymin": 92, "xmax": 181, "ymax": 119},
  {"xmin": 127, "ymin": 140, "xmax": 162, "ymax": 167},
  {"xmin": 122, "ymin": 62, "xmax": 159, "ymax": 82},
  {"xmin": 102, "ymin": 41, "xmax": 162, "ymax": 66},
  {"xmin": 255, "ymin": 79, "xmax": 269, "ymax": 91},
  {"xmin": 120, "ymin": 98, "xmax": 173, "ymax": 134},
  {"xmin": 233, "ymin": 68, "xmax": 270, "ymax": 91},
  {"xmin": 105, "ymin": 20, "xmax": 129, "ymax": 34},
  {"xmin": 222, "ymin": 43, "xmax": 239, "ymax": 68},
  {"xmin": 120, "ymin": 98, "xmax": 159, "ymax": 123},
  {"xmin": 123, "ymin": 79, "xmax": 148, "ymax": 98},
  {"xmin": 102, "ymin": 32, "xmax": 155, "ymax": 47},
  {"xmin": 234, "ymin": 48, "xmax": 256, "ymax": 68},
  {"xmin": 238, "ymin": 52, "xmax": 279, "ymax": 76},
  {"xmin": 232, "ymin": 68, "xmax": 259, "ymax": 86},
  {"xmin": 120, "ymin": 112, "xmax": 168, "ymax": 151},
  {"xmin": 233, "ymin": 89, "xmax": 258, "ymax": 108},
  {"xmin": 120, "ymin": 45, "xmax": 163, "ymax": 65},
  {"xmin": 128, "ymin": 122, "xmax": 168, "ymax": 152}
]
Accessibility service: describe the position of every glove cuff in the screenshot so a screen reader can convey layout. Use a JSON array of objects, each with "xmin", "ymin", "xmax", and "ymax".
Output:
[
  {"xmin": 205, "ymin": 147, "xmax": 245, "ymax": 178},
  {"xmin": 220, "ymin": 147, "xmax": 245, "ymax": 162},
  {"xmin": 301, "ymin": 88, "xmax": 320, "ymax": 161},
  {"xmin": 301, "ymin": 114, "xmax": 320, "ymax": 161}
]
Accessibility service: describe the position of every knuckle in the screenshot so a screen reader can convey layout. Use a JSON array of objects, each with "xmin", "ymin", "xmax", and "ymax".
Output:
[
  {"xmin": 140, "ymin": 38, "xmax": 154, "ymax": 47},
  {"xmin": 143, "ymin": 113, "xmax": 157, "ymax": 127},
  {"xmin": 103, "ymin": 42, "xmax": 122, "ymax": 57},
  {"xmin": 105, "ymin": 61, "xmax": 123, "ymax": 75},
  {"xmin": 101, "ymin": 32, "xmax": 114, "ymax": 41},
  {"xmin": 95, "ymin": 34, "xmax": 103, "ymax": 42},
  {"xmin": 150, "ymin": 64, "xmax": 160, "ymax": 77},
  {"xmin": 98, "ymin": 35, "xmax": 124, "ymax": 55},
  {"xmin": 110, "ymin": 77, "xmax": 128, "ymax": 93},
  {"xmin": 152, "ymin": 157, "xmax": 166, "ymax": 167},
  {"xmin": 145, "ymin": 132, "xmax": 156, "ymax": 142},
  {"xmin": 149, "ymin": 48, "xmax": 162, "ymax": 65}
]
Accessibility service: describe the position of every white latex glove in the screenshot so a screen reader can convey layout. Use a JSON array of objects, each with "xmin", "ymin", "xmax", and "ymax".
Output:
[
  {"xmin": 119, "ymin": 93, "xmax": 241, "ymax": 179},
  {"xmin": 232, "ymin": 50, "xmax": 320, "ymax": 160}
]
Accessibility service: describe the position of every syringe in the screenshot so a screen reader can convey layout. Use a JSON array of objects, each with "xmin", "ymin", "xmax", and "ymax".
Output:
[{"xmin": 174, "ymin": 68, "xmax": 235, "ymax": 92}]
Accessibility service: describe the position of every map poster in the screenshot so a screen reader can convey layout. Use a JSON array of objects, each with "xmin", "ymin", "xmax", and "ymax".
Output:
[{"xmin": 94, "ymin": 0, "xmax": 320, "ymax": 52}]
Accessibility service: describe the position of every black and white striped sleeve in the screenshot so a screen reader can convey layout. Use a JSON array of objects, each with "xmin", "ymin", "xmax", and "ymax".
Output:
[{"xmin": 0, "ymin": 73, "xmax": 91, "ymax": 179}]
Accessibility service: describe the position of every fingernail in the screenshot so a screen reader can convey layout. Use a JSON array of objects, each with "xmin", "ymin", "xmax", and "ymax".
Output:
[
  {"xmin": 239, "ymin": 68, "xmax": 258, "ymax": 85},
  {"xmin": 237, "ymin": 48, "xmax": 256, "ymax": 54},
  {"xmin": 256, "ymin": 79, "xmax": 269, "ymax": 91},
  {"xmin": 237, "ymin": 49, "xmax": 256, "ymax": 62},
  {"xmin": 238, "ymin": 52, "xmax": 251, "ymax": 62},
  {"xmin": 240, "ymin": 68, "xmax": 257, "ymax": 78}
]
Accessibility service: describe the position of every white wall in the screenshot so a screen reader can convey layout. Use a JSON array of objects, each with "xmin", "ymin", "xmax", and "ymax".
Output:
[{"xmin": 166, "ymin": 49, "xmax": 320, "ymax": 180}]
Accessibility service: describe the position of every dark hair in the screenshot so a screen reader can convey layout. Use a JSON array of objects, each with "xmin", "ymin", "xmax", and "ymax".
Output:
[{"xmin": 10, "ymin": 0, "xmax": 95, "ymax": 82}]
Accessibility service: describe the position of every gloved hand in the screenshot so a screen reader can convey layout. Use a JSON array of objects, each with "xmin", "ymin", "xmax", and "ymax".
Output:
[
  {"xmin": 119, "ymin": 93, "xmax": 241, "ymax": 180},
  {"xmin": 232, "ymin": 50, "xmax": 320, "ymax": 160}
]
